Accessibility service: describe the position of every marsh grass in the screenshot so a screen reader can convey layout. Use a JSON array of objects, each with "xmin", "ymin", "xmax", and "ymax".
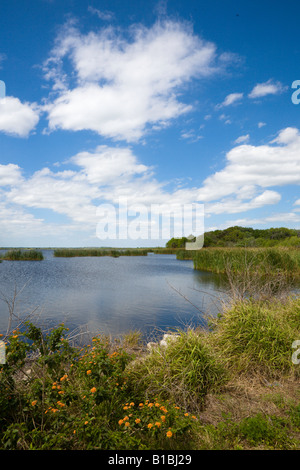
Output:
[
  {"xmin": 192, "ymin": 247, "xmax": 300, "ymax": 303},
  {"xmin": 176, "ymin": 250, "xmax": 196, "ymax": 260},
  {"xmin": 193, "ymin": 247, "xmax": 299, "ymax": 276},
  {"xmin": 53, "ymin": 248, "xmax": 149, "ymax": 257},
  {"xmin": 0, "ymin": 249, "xmax": 44, "ymax": 261}
]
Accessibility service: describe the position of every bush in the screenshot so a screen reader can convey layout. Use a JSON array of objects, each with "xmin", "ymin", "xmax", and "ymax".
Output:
[{"xmin": 0, "ymin": 325, "xmax": 199, "ymax": 450}]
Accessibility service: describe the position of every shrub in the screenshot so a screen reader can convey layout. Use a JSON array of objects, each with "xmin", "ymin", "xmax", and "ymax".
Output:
[{"xmin": 115, "ymin": 398, "xmax": 199, "ymax": 450}]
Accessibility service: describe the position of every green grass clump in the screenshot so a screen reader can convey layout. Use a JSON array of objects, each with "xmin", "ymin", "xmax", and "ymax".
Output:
[
  {"xmin": 0, "ymin": 249, "xmax": 44, "ymax": 261},
  {"xmin": 208, "ymin": 296, "xmax": 300, "ymax": 376},
  {"xmin": 238, "ymin": 413, "xmax": 293, "ymax": 448},
  {"xmin": 125, "ymin": 329, "xmax": 227, "ymax": 412}
]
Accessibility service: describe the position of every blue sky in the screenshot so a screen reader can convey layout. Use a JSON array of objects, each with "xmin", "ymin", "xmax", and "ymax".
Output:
[{"xmin": 0, "ymin": 0, "xmax": 300, "ymax": 247}]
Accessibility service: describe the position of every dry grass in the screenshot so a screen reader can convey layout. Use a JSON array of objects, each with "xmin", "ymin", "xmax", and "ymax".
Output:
[{"xmin": 198, "ymin": 374, "xmax": 300, "ymax": 426}]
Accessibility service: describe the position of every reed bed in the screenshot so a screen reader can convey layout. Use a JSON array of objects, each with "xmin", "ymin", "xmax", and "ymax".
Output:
[
  {"xmin": 191, "ymin": 247, "xmax": 300, "ymax": 300},
  {"xmin": 0, "ymin": 249, "xmax": 44, "ymax": 261},
  {"xmin": 193, "ymin": 247, "xmax": 299, "ymax": 274},
  {"xmin": 53, "ymin": 248, "xmax": 149, "ymax": 257}
]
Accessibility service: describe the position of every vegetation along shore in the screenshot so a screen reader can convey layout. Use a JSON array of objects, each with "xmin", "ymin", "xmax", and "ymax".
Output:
[{"xmin": 0, "ymin": 225, "xmax": 299, "ymax": 450}]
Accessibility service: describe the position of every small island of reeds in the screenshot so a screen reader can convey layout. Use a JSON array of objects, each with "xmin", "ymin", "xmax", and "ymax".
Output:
[
  {"xmin": 53, "ymin": 248, "xmax": 149, "ymax": 257},
  {"xmin": 0, "ymin": 249, "xmax": 44, "ymax": 261}
]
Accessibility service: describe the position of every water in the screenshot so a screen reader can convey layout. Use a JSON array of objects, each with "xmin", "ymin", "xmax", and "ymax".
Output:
[{"xmin": 0, "ymin": 251, "xmax": 227, "ymax": 341}]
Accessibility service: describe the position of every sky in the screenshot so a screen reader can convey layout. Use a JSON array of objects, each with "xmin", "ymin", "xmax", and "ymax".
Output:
[{"xmin": 0, "ymin": 0, "xmax": 300, "ymax": 247}]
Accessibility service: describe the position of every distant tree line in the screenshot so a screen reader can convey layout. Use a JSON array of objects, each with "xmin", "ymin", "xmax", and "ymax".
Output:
[
  {"xmin": 166, "ymin": 226, "xmax": 300, "ymax": 248},
  {"xmin": 203, "ymin": 226, "xmax": 300, "ymax": 247},
  {"xmin": 166, "ymin": 237, "xmax": 189, "ymax": 249}
]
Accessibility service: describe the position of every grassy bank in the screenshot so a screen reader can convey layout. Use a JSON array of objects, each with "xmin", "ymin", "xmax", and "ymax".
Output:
[
  {"xmin": 1, "ymin": 292, "xmax": 300, "ymax": 450},
  {"xmin": 0, "ymin": 249, "xmax": 44, "ymax": 261}
]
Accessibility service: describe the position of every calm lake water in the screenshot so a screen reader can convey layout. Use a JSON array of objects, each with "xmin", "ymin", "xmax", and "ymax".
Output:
[{"xmin": 0, "ymin": 251, "xmax": 228, "ymax": 342}]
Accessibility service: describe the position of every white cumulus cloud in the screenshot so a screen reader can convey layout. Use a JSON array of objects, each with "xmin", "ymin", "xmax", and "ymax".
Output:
[
  {"xmin": 0, "ymin": 96, "xmax": 40, "ymax": 137},
  {"xmin": 42, "ymin": 20, "xmax": 227, "ymax": 142}
]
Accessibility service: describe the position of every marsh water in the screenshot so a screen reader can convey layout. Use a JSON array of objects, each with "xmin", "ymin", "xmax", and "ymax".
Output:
[{"xmin": 0, "ymin": 251, "xmax": 228, "ymax": 341}]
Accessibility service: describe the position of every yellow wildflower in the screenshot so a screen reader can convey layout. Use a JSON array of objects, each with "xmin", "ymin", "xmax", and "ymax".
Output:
[
  {"xmin": 166, "ymin": 430, "xmax": 173, "ymax": 438},
  {"xmin": 125, "ymin": 422, "xmax": 130, "ymax": 427},
  {"xmin": 147, "ymin": 423, "xmax": 153, "ymax": 429},
  {"xmin": 118, "ymin": 419, "xmax": 124, "ymax": 426},
  {"xmin": 155, "ymin": 422, "xmax": 161, "ymax": 428},
  {"xmin": 31, "ymin": 400, "xmax": 37, "ymax": 406},
  {"xmin": 86, "ymin": 370, "xmax": 92, "ymax": 375},
  {"xmin": 135, "ymin": 418, "xmax": 141, "ymax": 424},
  {"xmin": 90, "ymin": 387, "xmax": 97, "ymax": 393}
]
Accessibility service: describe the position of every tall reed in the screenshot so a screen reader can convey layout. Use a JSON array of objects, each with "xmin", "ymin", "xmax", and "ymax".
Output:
[
  {"xmin": 0, "ymin": 249, "xmax": 44, "ymax": 261},
  {"xmin": 53, "ymin": 248, "xmax": 149, "ymax": 257}
]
